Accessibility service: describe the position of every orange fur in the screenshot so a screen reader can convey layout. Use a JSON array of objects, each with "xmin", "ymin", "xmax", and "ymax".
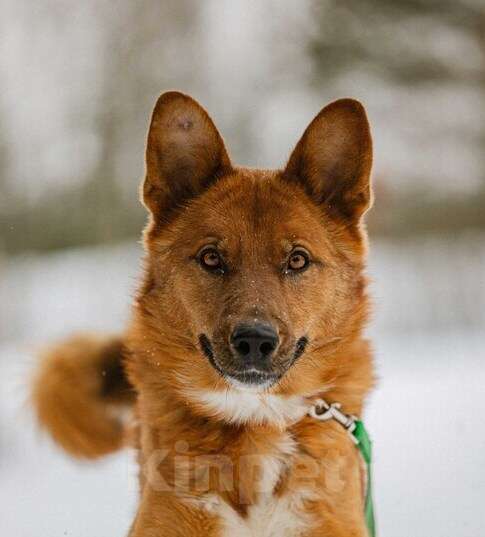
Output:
[
  {"xmin": 33, "ymin": 92, "xmax": 375, "ymax": 536},
  {"xmin": 32, "ymin": 333, "xmax": 134, "ymax": 458}
]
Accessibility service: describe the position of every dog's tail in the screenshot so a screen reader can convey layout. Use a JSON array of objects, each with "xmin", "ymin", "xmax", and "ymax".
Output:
[{"xmin": 31, "ymin": 333, "xmax": 135, "ymax": 459}]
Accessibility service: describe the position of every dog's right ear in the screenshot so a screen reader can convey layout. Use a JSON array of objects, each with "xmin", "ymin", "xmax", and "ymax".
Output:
[{"xmin": 143, "ymin": 91, "xmax": 232, "ymax": 221}]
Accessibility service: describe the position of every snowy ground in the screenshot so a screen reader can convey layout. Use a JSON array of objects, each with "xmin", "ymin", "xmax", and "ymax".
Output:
[{"xmin": 1, "ymin": 238, "xmax": 484, "ymax": 536}]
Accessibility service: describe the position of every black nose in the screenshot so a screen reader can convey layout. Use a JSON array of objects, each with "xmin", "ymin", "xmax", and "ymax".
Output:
[{"xmin": 231, "ymin": 323, "xmax": 279, "ymax": 362}]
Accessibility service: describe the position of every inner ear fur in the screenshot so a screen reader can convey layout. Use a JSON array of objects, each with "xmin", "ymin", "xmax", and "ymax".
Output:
[
  {"xmin": 283, "ymin": 98, "xmax": 373, "ymax": 223},
  {"xmin": 143, "ymin": 91, "xmax": 232, "ymax": 221}
]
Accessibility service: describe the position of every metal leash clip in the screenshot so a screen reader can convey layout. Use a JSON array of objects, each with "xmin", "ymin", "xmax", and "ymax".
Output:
[{"xmin": 309, "ymin": 398, "xmax": 359, "ymax": 444}]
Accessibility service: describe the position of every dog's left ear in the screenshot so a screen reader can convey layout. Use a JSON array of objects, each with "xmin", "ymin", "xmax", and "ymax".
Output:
[
  {"xmin": 143, "ymin": 91, "xmax": 232, "ymax": 221},
  {"xmin": 283, "ymin": 99, "xmax": 372, "ymax": 224}
]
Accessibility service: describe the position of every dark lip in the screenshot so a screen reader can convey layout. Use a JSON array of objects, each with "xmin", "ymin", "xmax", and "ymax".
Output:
[
  {"xmin": 198, "ymin": 334, "xmax": 226, "ymax": 378},
  {"xmin": 293, "ymin": 336, "xmax": 308, "ymax": 362}
]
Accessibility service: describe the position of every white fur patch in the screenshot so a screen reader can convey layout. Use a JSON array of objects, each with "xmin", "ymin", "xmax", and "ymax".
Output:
[
  {"xmin": 241, "ymin": 488, "xmax": 315, "ymax": 537},
  {"xmin": 196, "ymin": 491, "xmax": 315, "ymax": 537},
  {"xmin": 185, "ymin": 387, "xmax": 309, "ymax": 428},
  {"xmin": 187, "ymin": 434, "xmax": 315, "ymax": 536}
]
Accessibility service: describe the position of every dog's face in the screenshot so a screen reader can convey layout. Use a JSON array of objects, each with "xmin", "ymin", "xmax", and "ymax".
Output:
[{"xmin": 136, "ymin": 92, "xmax": 372, "ymax": 402}]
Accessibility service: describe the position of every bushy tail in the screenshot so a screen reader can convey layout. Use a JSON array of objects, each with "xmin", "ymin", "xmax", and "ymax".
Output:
[{"xmin": 31, "ymin": 333, "xmax": 135, "ymax": 459}]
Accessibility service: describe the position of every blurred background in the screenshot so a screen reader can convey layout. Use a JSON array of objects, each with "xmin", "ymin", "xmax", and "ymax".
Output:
[{"xmin": 0, "ymin": 1, "xmax": 484, "ymax": 536}]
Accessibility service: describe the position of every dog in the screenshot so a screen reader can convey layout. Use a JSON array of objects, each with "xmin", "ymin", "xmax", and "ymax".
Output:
[{"xmin": 32, "ymin": 91, "xmax": 375, "ymax": 536}]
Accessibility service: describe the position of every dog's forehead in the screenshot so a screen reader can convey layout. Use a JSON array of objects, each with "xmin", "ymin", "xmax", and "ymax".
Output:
[
  {"xmin": 185, "ymin": 169, "xmax": 324, "ymax": 240},
  {"xmin": 159, "ymin": 168, "xmax": 341, "ymax": 262}
]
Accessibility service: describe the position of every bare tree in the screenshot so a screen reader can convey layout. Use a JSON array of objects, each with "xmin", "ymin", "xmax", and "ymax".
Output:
[{"xmin": 310, "ymin": 0, "xmax": 485, "ymax": 234}]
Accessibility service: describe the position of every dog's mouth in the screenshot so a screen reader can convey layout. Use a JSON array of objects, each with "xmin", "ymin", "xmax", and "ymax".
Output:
[
  {"xmin": 225, "ymin": 369, "xmax": 281, "ymax": 388},
  {"xmin": 198, "ymin": 334, "xmax": 308, "ymax": 388}
]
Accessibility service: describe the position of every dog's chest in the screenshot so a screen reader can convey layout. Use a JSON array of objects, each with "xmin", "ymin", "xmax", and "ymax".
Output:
[
  {"xmin": 214, "ymin": 493, "xmax": 313, "ymax": 537},
  {"xmin": 195, "ymin": 433, "xmax": 315, "ymax": 537}
]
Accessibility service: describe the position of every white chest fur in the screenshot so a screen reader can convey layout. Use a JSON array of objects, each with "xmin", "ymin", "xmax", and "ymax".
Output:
[
  {"xmin": 184, "ymin": 386, "xmax": 309, "ymax": 428},
  {"xmin": 180, "ymin": 386, "xmax": 323, "ymax": 534},
  {"xmin": 189, "ymin": 433, "xmax": 316, "ymax": 537},
  {"xmin": 219, "ymin": 488, "xmax": 314, "ymax": 537}
]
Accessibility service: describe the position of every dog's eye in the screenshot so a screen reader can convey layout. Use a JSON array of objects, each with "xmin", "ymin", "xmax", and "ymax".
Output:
[
  {"xmin": 199, "ymin": 249, "xmax": 224, "ymax": 273},
  {"xmin": 287, "ymin": 249, "xmax": 310, "ymax": 273}
]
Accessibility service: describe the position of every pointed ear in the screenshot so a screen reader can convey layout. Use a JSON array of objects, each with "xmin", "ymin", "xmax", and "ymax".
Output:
[
  {"xmin": 283, "ymin": 99, "xmax": 373, "ymax": 223},
  {"xmin": 143, "ymin": 91, "xmax": 232, "ymax": 220}
]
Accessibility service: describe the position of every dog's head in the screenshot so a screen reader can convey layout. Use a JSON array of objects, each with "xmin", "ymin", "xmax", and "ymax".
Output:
[{"xmin": 133, "ymin": 91, "xmax": 372, "ymax": 413}]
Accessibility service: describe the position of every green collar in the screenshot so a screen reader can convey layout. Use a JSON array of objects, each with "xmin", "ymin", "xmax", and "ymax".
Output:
[{"xmin": 309, "ymin": 399, "xmax": 376, "ymax": 537}]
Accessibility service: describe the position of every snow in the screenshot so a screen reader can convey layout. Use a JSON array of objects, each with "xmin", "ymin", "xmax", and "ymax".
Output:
[
  {"xmin": 1, "ymin": 240, "xmax": 484, "ymax": 536},
  {"xmin": 369, "ymin": 331, "xmax": 485, "ymax": 537}
]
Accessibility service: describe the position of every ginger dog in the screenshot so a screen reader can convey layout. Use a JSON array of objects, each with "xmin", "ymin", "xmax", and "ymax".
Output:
[{"xmin": 33, "ymin": 91, "xmax": 375, "ymax": 536}]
